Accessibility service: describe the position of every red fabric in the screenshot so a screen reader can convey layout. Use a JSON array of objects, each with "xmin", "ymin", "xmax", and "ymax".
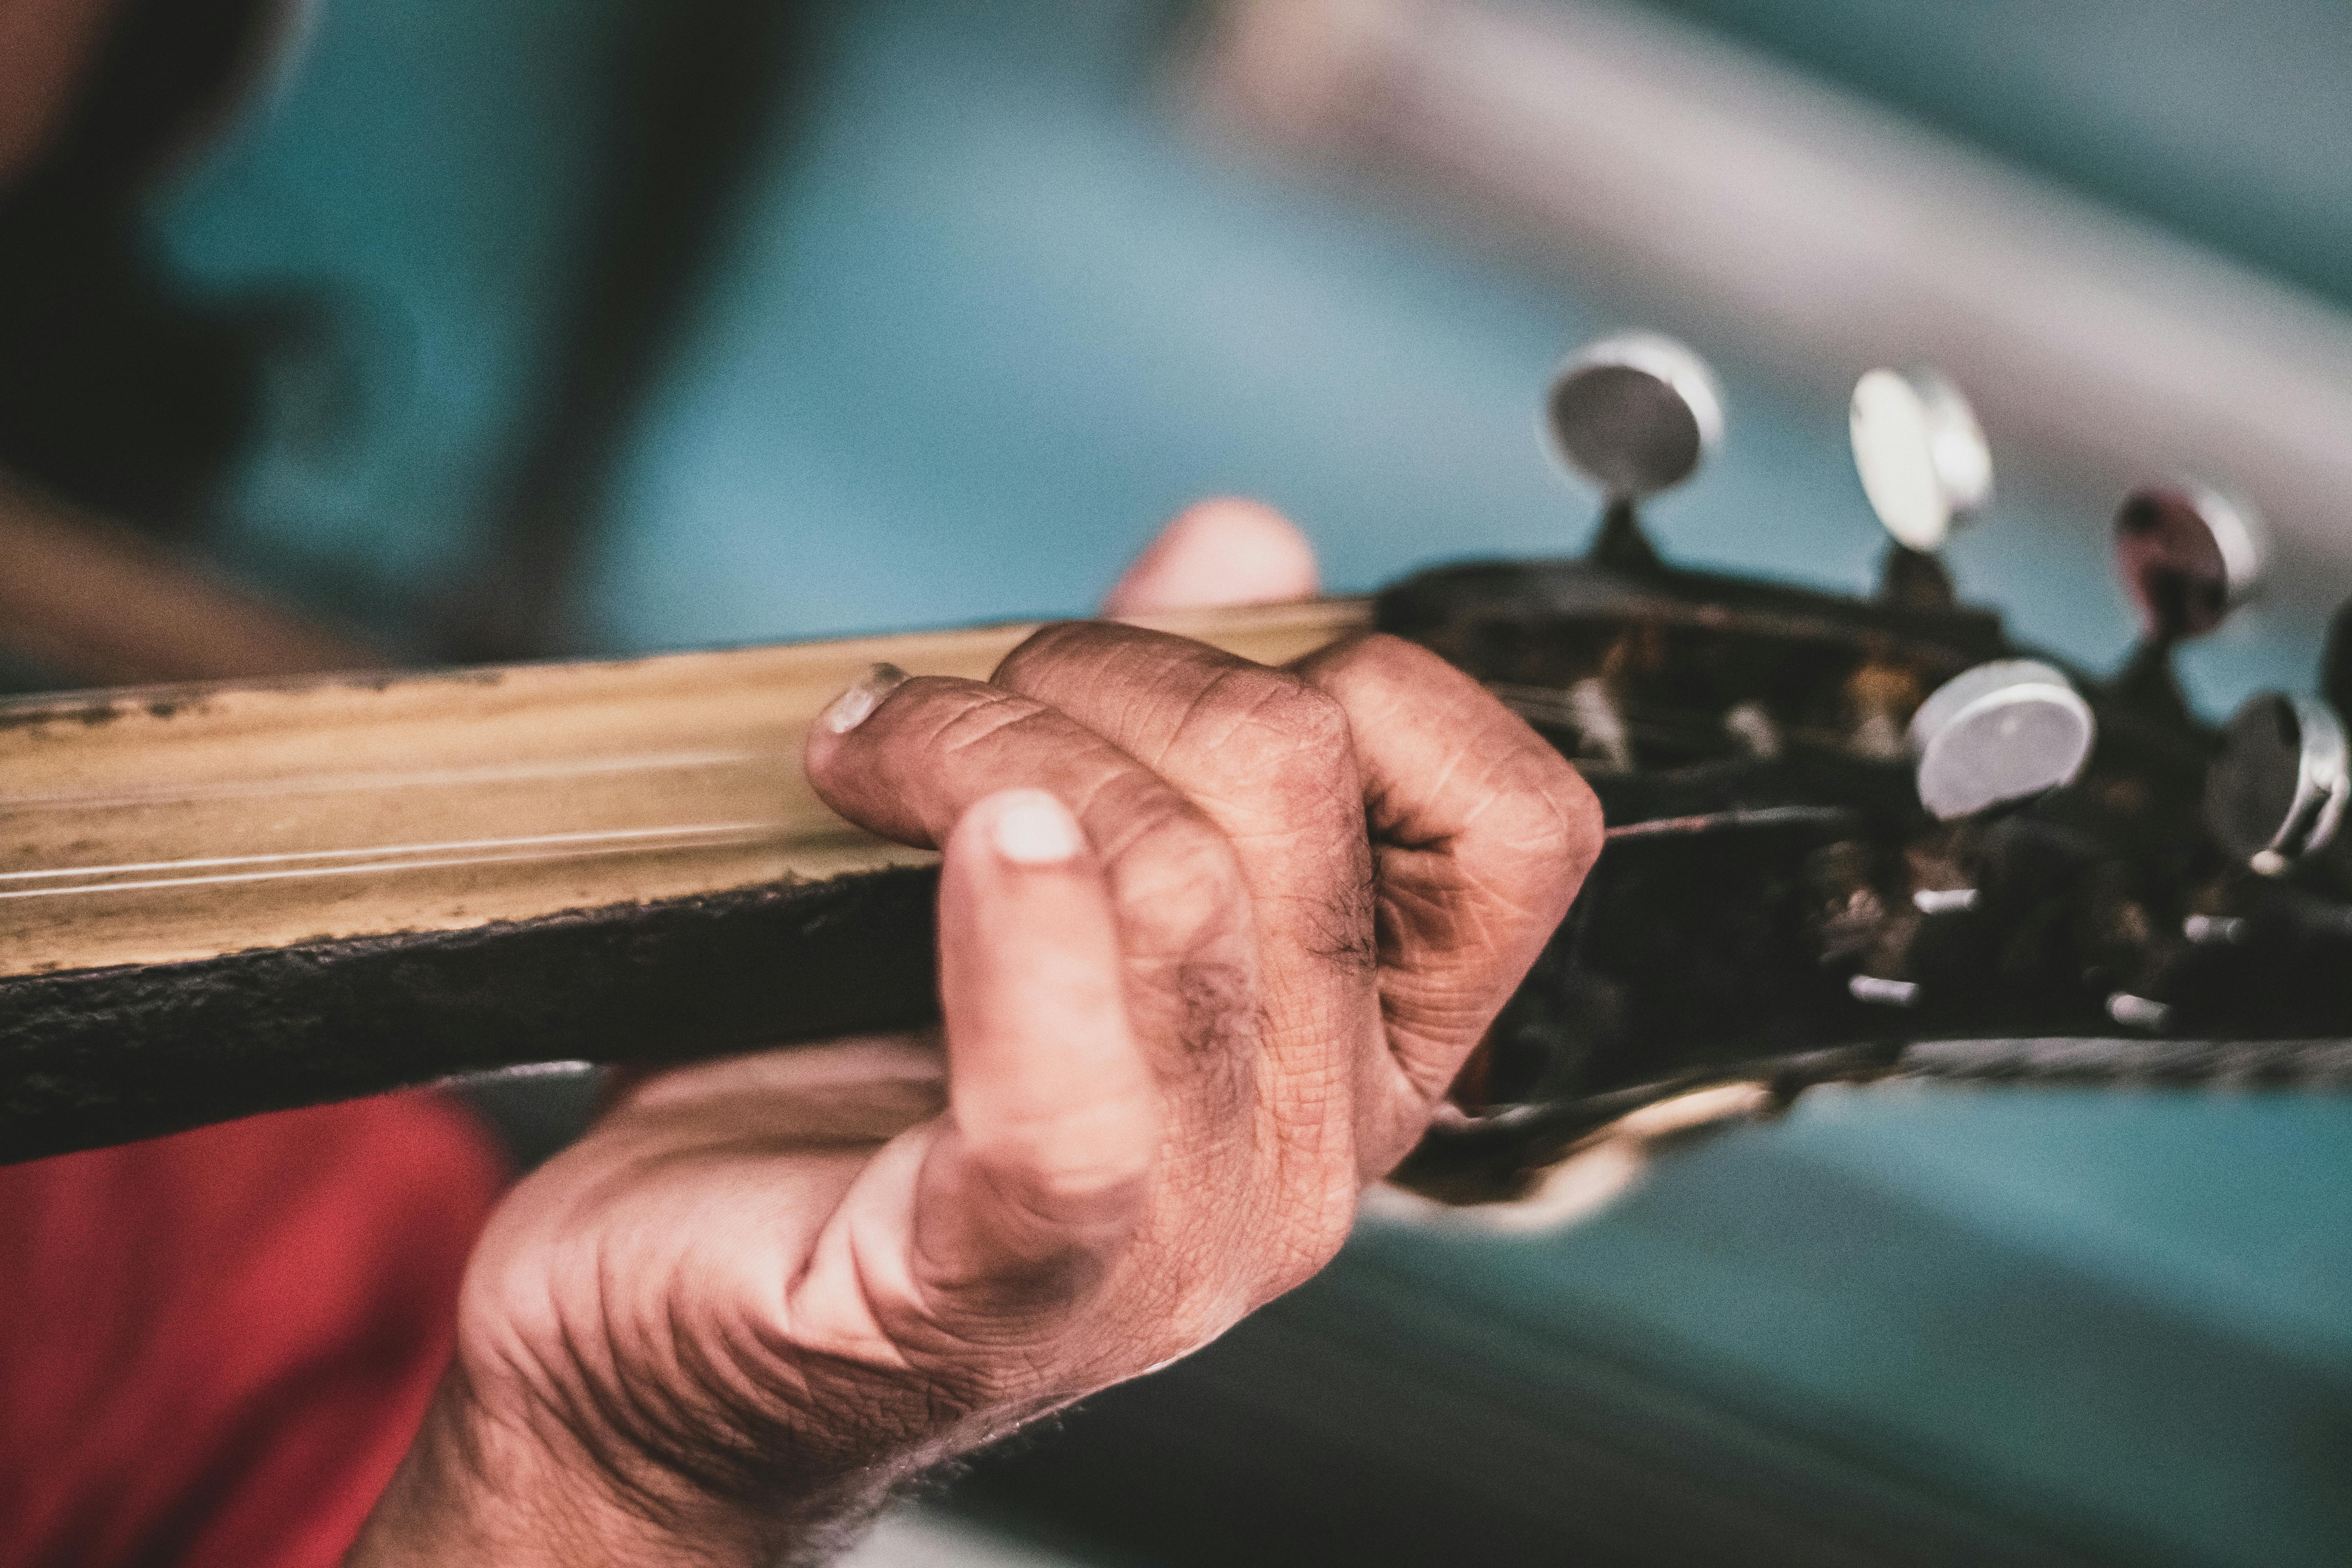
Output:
[{"xmin": 0, "ymin": 1095, "xmax": 508, "ymax": 1568}]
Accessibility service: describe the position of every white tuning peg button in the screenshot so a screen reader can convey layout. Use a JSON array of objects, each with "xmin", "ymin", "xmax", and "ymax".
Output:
[
  {"xmin": 1849, "ymin": 367, "xmax": 1992, "ymax": 553},
  {"xmin": 2112, "ymin": 482, "xmax": 2267, "ymax": 641},
  {"xmin": 1544, "ymin": 332, "xmax": 1724, "ymax": 501},
  {"xmin": 1909, "ymin": 659, "xmax": 2096, "ymax": 820},
  {"xmin": 2205, "ymin": 693, "xmax": 2350, "ymax": 875}
]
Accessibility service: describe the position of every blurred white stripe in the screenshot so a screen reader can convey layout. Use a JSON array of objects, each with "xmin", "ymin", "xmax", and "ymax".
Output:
[{"xmin": 1196, "ymin": 0, "xmax": 2352, "ymax": 600}]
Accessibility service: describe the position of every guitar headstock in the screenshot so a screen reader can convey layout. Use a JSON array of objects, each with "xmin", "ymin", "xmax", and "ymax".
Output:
[{"xmin": 1387, "ymin": 335, "xmax": 2352, "ymax": 1203}]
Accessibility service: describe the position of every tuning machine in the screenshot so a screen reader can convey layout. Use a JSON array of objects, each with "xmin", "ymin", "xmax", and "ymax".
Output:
[
  {"xmin": 1544, "ymin": 332, "xmax": 1723, "ymax": 572},
  {"xmin": 2110, "ymin": 482, "xmax": 2267, "ymax": 725},
  {"xmin": 1908, "ymin": 659, "xmax": 2096, "ymax": 821},
  {"xmin": 1849, "ymin": 367, "xmax": 1992, "ymax": 610},
  {"xmin": 2205, "ymin": 692, "xmax": 2350, "ymax": 877},
  {"xmin": 2323, "ymin": 597, "xmax": 2352, "ymax": 724},
  {"xmin": 1846, "ymin": 653, "xmax": 2099, "ymax": 1014}
]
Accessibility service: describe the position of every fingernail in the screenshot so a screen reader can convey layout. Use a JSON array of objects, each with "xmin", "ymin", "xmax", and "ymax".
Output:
[
  {"xmin": 991, "ymin": 790, "xmax": 1082, "ymax": 865},
  {"xmin": 820, "ymin": 663, "xmax": 909, "ymax": 734}
]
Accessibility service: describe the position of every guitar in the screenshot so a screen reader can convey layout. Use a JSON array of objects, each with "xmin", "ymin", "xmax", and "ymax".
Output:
[{"xmin": 6, "ymin": 335, "xmax": 2348, "ymax": 1199}]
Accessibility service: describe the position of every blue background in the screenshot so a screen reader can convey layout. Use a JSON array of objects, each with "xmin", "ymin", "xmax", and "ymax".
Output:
[{"xmin": 131, "ymin": 2, "xmax": 2352, "ymax": 1559}]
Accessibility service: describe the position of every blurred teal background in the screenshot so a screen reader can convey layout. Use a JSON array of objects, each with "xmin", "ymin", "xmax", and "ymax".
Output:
[
  {"xmin": 1648, "ymin": 0, "xmax": 2352, "ymax": 318},
  {"xmin": 154, "ymin": 0, "xmax": 2330, "ymax": 706},
  {"xmin": 114, "ymin": 0, "xmax": 2352, "ymax": 1561}
]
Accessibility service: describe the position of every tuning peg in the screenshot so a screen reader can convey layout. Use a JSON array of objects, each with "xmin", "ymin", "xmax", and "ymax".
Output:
[
  {"xmin": 2114, "ymin": 483, "xmax": 2265, "ymax": 638},
  {"xmin": 1850, "ymin": 368, "xmax": 1992, "ymax": 611},
  {"xmin": 1908, "ymin": 659, "xmax": 2097, "ymax": 820},
  {"xmin": 2323, "ymin": 597, "xmax": 2352, "ymax": 722},
  {"xmin": 2204, "ymin": 692, "xmax": 2350, "ymax": 876},
  {"xmin": 1544, "ymin": 332, "xmax": 1723, "ymax": 572},
  {"xmin": 2110, "ymin": 482, "xmax": 2267, "ymax": 725}
]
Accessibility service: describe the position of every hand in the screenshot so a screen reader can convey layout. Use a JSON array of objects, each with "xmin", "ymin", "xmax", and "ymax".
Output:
[
  {"xmin": 1, "ymin": 0, "xmax": 128, "ymax": 183},
  {"xmin": 349, "ymin": 501, "xmax": 1600, "ymax": 1566}
]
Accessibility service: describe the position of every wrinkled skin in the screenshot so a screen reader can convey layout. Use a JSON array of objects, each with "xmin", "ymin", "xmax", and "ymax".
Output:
[
  {"xmin": 0, "ymin": 28, "xmax": 1598, "ymax": 1563},
  {"xmin": 347, "ymin": 500, "xmax": 1600, "ymax": 1565}
]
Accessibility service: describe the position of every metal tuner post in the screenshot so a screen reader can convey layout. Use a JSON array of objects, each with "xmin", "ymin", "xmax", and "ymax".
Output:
[
  {"xmin": 1543, "ymin": 332, "xmax": 1723, "ymax": 573},
  {"xmin": 1849, "ymin": 366, "xmax": 1993, "ymax": 611},
  {"xmin": 1907, "ymin": 659, "xmax": 2098, "ymax": 824},
  {"xmin": 1838, "ymin": 659, "xmax": 2098, "ymax": 1016},
  {"xmin": 2206, "ymin": 694, "xmax": 2350, "ymax": 880},
  {"xmin": 2325, "ymin": 594, "xmax": 2352, "ymax": 723},
  {"xmin": 2110, "ymin": 482, "xmax": 2267, "ymax": 728}
]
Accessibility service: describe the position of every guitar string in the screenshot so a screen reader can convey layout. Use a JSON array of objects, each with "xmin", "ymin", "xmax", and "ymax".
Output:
[
  {"xmin": 0, "ymin": 828, "xmax": 790, "ymax": 902},
  {"xmin": 0, "ymin": 748, "xmax": 775, "ymax": 813},
  {"xmin": 0, "ymin": 798, "xmax": 1854, "ymax": 900},
  {"xmin": 0, "ymin": 749, "xmax": 812, "ymax": 899},
  {"xmin": 0, "ymin": 821, "xmax": 791, "ymax": 885}
]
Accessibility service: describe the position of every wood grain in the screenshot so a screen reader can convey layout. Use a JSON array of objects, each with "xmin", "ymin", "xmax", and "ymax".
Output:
[{"xmin": 0, "ymin": 597, "xmax": 1366, "ymax": 978}]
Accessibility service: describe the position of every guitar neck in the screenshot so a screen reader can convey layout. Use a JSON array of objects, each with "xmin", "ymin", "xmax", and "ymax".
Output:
[
  {"xmin": 0, "ymin": 599, "xmax": 1368, "ymax": 1160},
  {"xmin": 0, "ymin": 598, "xmax": 1365, "ymax": 982}
]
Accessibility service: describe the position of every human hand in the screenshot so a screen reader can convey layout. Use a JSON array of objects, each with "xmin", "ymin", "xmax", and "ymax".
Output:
[
  {"xmin": 0, "ymin": 0, "xmax": 123, "ymax": 183},
  {"xmin": 349, "ymin": 500, "xmax": 1599, "ymax": 1566}
]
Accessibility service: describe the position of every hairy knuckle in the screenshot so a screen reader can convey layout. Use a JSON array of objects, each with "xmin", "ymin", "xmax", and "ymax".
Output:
[{"xmin": 1171, "ymin": 953, "xmax": 1260, "ymax": 1066}]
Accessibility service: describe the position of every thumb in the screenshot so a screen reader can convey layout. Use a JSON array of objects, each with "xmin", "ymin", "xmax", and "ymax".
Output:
[
  {"xmin": 1101, "ymin": 497, "xmax": 1319, "ymax": 616},
  {"xmin": 911, "ymin": 789, "xmax": 1158, "ymax": 1318}
]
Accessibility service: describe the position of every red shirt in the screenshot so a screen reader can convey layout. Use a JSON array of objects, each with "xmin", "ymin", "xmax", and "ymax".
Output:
[{"xmin": 0, "ymin": 1096, "xmax": 506, "ymax": 1568}]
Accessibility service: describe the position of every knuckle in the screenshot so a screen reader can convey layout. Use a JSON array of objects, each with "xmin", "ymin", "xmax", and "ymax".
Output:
[
  {"xmin": 917, "ymin": 684, "xmax": 1052, "ymax": 756},
  {"xmin": 1453, "ymin": 737, "xmax": 1602, "ymax": 932},
  {"xmin": 1260, "ymin": 675, "xmax": 1354, "ymax": 762},
  {"xmin": 848, "ymin": 677, "xmax": 1048, "ymax": 771},
  {"xmin": 1089, "ymin": 792, "xmax": 1264, "ymax": 1047},
  {"xmin": 1097, "ymin": 786, "xmax": 1245, "ymax": 911},
  {"xmin": 1495, "ymin": 728, "xmax": 1602, "ymax": 849},
  {"xmin": 1298, "ymin": 629, "xmax": 1434, "ymax": 701},
  {"xmin": 1172, "ymin": 951, "xmax": 1259, "ymax": 1057},
  {"xmin": 1513, "ymin": 737, "xmax": 1606, "ymax": 880},
  {"xmin": 1203, "ymin": 667, "xmax": 1356, "ymax": 798},
  {"xmin": 991, "ymin": 619, "xmax": 1103, "ymax": 690},
  {"xmin": 969, "ymin": 1108, "xmax": 1156, "ymax": 1223},
  {"xmin": 1304, "ymin": 874, "xmax": 1381, "ymax": 975}
]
